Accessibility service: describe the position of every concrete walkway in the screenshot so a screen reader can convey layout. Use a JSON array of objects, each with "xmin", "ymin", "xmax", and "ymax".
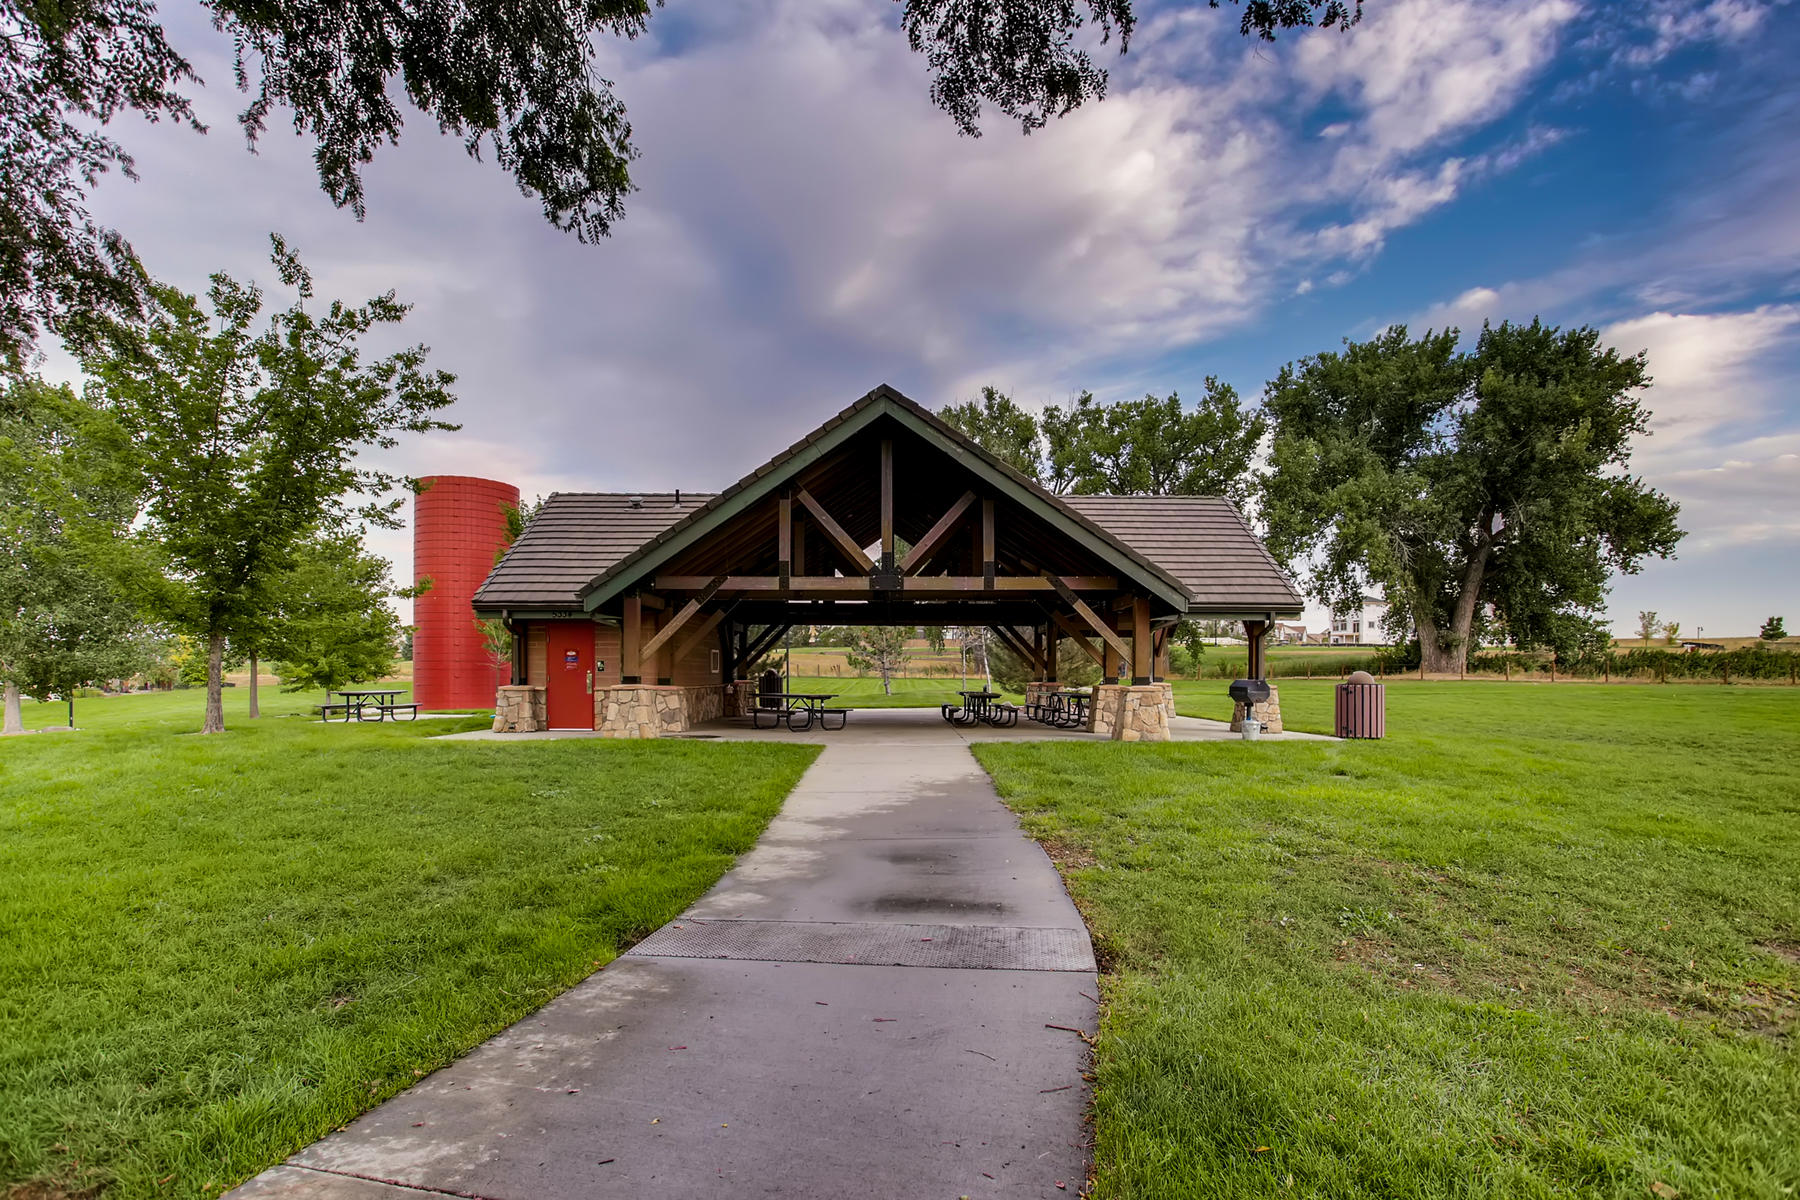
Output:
[{"xmin": 230, "ymin": 736, "xmax": 1099, "ymax": 1199}]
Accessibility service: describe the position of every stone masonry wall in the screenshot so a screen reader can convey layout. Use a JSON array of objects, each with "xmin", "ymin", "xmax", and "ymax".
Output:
[
  {"xmin": 493, "ymin": 685, "xmax": 545, "ymax": 732},
  {"xmin": 597, "ymin": 684, "xmax": 725, "ymax": 738},
  {"xmin": 1087, "ymin": 682, "xmax": 1175, "ymax": 742}
]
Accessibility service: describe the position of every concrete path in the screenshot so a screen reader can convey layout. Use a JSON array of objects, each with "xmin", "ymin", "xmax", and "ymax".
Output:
[{"xmin": 230, "ymin": 736, "xmax": 1098, "ymax": 1199}]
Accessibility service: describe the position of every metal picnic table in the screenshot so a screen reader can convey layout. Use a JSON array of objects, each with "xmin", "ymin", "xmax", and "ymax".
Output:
[
  {"xmin": 321, "ymin": 688, "xmax": 416, "ymax": 723},
  {"xmin": 750, "ymin": 691, "xmax": 847, "ymax": 732},
  {"xmin": 1027, "ymin": 688, "xmax": 1091, "ymax": 729},
  {"xmin": 943, "ymin": 690, "xmax": 1018, "ymax": 728}
]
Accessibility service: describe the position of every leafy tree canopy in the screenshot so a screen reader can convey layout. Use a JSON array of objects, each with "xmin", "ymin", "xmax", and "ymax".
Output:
[
  {"xmin": 1042, "ymin": 379, "xmax": 1264, "ymax": 504},
  {"xmin": 80, "ymin": 237, "xmax": 456, "ymax": 731},
  {"xmin": 1261, "ymin": 319, "xmax": 1683, "ymax": 674},
  {"xmin": 0, "ymin": 375, "xmax": 153, "ymax": 730},
  {"xmin": 1761, "ymin": 615, "xmax": 1787, "ymax": 641},
  {"xmin": 2, "ymin": 0, "xmax": 1356, "ymax": 369},
  {"xmin": 941, "ymin": 380, "xmax": 1265, "ymax": 507},
  {"xmin": 265, "ymin": 527, "xmax": 406, "ymax": 693}
]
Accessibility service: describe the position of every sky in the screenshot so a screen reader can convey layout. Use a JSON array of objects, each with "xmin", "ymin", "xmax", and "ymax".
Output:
[{"xmin": 49, "ymin": 0, "xmax": 1800, "ymax": 637}]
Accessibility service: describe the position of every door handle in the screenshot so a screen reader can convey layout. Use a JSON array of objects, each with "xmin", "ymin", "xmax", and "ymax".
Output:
[{"xmin": 585, "ymin": 669, "xmax": 594, "ymax": 694}]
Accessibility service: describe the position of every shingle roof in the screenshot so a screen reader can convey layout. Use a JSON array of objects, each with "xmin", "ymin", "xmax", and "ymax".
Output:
[
  {"xmin": 1060, "ymin": 495, "xmax": 1305, "ymax": 613},
  {"xmin": 474, "ymin": 492, "xmax": 712, "ymax": 609},
  {"xmin": 475, "ymin": 490, "xmax": 1303, "ymax": 616}
]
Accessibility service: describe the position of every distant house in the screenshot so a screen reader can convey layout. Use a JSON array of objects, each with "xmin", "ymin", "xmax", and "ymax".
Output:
[
  {"xmin": 1330, "ymin": 595, "xmax": 1390, "ymax": 645},
  {"xmin": 1272, "ymin": 621, "xmax": 1309, "ymax": 644}
]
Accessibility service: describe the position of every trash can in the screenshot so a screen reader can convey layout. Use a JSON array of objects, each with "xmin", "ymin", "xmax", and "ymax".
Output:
[{"xmin": 1335, "ymin": 670, "xmax": 1385, "ymax": 739}]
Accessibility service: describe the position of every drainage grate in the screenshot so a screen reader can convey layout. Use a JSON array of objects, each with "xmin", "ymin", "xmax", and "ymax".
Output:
[{"xmin": 626, "ymin": 919, "xmax": 1095, "ymax": 972}]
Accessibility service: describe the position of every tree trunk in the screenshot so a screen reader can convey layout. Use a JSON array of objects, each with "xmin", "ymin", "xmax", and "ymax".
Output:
[
  {"xmin": 203, "ymin": 632, "xmax": 226, "ymax": 734},
  {"xmin": 248, "ymin": 652, "xmax": 260, "ymax": 719},
  {"xmin": 3, "ymin": 681, "xmax": 22, "ymax": 735}
]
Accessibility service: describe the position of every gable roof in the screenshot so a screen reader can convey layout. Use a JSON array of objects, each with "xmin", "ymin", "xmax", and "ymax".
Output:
[
  {"xmin": 472, "ymin": 386, "xmax": 1306, "ymax": 618},
  {"xmin": 474, "ymin": 492, "xmax": 710, "ymax": 610},
  {"xmin": 572, "ymin": 384, "xmax": 1196, "ymax": 613},
  {"xmin": 1059, "ymin": 496, "xmax": 1305, "ymax": 613}
]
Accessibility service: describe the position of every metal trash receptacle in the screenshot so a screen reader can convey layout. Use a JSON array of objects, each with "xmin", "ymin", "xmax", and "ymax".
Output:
[{"xmin": 1335, "ymin": 670, "xmax": 1385, "ymax": 739}]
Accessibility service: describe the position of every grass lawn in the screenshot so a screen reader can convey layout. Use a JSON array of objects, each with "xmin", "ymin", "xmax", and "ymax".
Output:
[
  {"xmin": 0, "ymin": 688, "xmax": 817, "ymax": 1199},
  {"xmin": 974, "ymin": 682, "xmax": 1800, "ymax": 1199}
]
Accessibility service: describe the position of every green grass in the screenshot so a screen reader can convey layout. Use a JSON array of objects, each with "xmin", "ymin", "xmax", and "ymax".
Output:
[
  {"xmin": 783, "ymin": 673, "xmax": 1023, "ymax": 709},
  {"xmin": 0, "ymin": 688, "xmax": 817, "ymax": 1199},
  {"xmin": 974, "ymin": 682, "xmax": 1800, "ymax": 1199}
]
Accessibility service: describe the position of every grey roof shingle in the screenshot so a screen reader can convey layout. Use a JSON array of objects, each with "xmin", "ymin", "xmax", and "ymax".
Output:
[
  {"xmin": 473, "ymin": 492, "xmax": 712, "ymax": 609},
  {"xmin": 475, "ymin": 490, "xmax": 1303, "ymax": 616},
  {"xmin": 1060, "ymin": 495, "xmax": 1305, "ymax": 613}
]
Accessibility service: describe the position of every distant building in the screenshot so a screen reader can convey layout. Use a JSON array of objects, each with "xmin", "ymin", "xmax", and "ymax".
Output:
[
  {"xmin": 1273, "ymin": 621, "xmax": 1309, "ymax": 644},
  {"xmin": 1330, "ymin": 595, "xmax": 1391, "ymax": 645}
]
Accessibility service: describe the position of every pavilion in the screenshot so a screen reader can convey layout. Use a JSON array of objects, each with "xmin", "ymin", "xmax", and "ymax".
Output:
[{"xmin": 471, "ymin": 385, "xmax": 1303, "ymax": 739}]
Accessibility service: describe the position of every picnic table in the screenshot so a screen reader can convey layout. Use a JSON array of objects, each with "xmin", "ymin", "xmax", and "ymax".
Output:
[
  {"xmin": 942, "ymin": 690, "xmax": 1019, "ymax": 728},
  {"xmin": 751, "ymin": 691, "xmax": 849, "ymax": 732},
  {"xmin": 318, "ymin": 688, "xmax": 417, "ymax": 723},
  {"xmin": 1026, "ymin": 688, "xmax": 1090, "ymax": 729}
]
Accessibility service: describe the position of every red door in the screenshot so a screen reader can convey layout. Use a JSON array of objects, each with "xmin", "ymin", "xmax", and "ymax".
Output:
[{"xmin": 545, "ymin": 622, "xmax": 595, "ymax": 729}]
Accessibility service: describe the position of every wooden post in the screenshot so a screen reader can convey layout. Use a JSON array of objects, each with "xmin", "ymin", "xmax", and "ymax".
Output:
[
  {"xmin": 621, "ymin": 594, "xmax": 643, "ymax": 684},
  {"xmin": 793, "ymin": 515, "xmax": 806, "ymax": 576},
  {"xmin": 1045, "ymin": 625, "xmax": 1058, "ymax": 684},
  {"xmin": 879, "ymin": 438, "xmax": 894, "ymax": 570},
  {"xmin": 778, "ymin": 494, "xmax": 792, "ymax": 589},
  {"xmin": 1242, "ymin": 619, "xmax": 1266, "ymax": 681},
  {"xmin": 981, "ymin": 497, "xmax": 996, "ymax": 589},
  {"xmin": 1132, "ymin": 597, "xmax": 1153, "ymax": 684}
]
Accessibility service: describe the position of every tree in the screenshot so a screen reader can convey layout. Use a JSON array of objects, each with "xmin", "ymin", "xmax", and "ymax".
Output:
[
  {"xmin": 1042, "ymin": 379, "xmax": 1265, "ymax": 504},
  {"xmin": 940, "ymin": 387, "xmax": 1044, "ymax": 478},
  {"xmin": 1636, "ymin": 610, "xmax": 1661, "ymax": 643},
  {"xmin": 0, "ymin": 376, "xmax": 151, "ymax": 732},
  {"xmin": 1262, "ymin": 320, "xmax": 1683, "ymax": 675},
  {"xmin": 844, "ymin": 626, "xmax": 910, "ymax": 695},
  {"xmin": 1663, "ymin": 620, "xmax": 1681, "ymax": 645},
  {"xmin": 264, "ymin": 528, "xmax": 408, "ymax": 693},
  {"xmin": 81, "ymin": 238, "xmax": 455, "ymax": 733},
  {"xmin": 923, "ymin": 626, "xmax": 948, "ymax": 655},
  {"xmin": 1761, "ymin": 616, "xmax": 1787, "ymax": 641},
  {"xmin": 3, "ymin": 0, "xmax": 1355, "ymax": 371}
]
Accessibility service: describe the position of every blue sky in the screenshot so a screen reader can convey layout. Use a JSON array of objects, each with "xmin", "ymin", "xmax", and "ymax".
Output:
[{"xmin": 59, "ymin": 0, "xmax": 1800, "ymax": 636}]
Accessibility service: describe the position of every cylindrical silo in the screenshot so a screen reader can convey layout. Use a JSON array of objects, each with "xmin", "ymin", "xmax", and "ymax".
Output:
[{"xmin": 413, "ymin": 475, "xmax": 520, "ymax": 709}]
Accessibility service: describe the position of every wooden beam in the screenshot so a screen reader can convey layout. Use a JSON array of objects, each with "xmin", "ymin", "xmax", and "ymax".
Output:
[
  {"xmin": 639, "ymin": 575, "xmax": 730, "ymax": 670},
  {"xmin": 1243, "ymin": 619, "xmax": 1267, "ymax": 680},
  {"xmin": 651, "ymin": 574, "xmax": 1119, "ymax": 593},
  {"xmin": 1049, "ymin": 577, "xmax": 1132, "ymax": 667},
  {"xmin": 1051, "ymin": 612, "xmax": 1106, "ymax": 667},
  {"xmin": 990, "ymin": 625, "xmax": 1044, "ymax": 675},
  {"xmin": 778, "ymin": 495, "xmax": 792, "ymax": 588},
  {"xmin": 796, "ymin": 488, "xmax": 874, "ymax": 574},
  {"xmin": 621, "ymin": 594, "xmax": 643, "ymax": 683},
  {"xmin": 793, "ymin": 515, "xmax": 806, "ymax": 575},
  {"xmin": 1131, "ymin": 595, "xmax": 1153, "ymax": 684},
  {"xmin": 899, "ymin": 489, "xmax": 976, "ymax": 574},
  {"xmin": 671, "ymin": 607, "xmax": 729, "ymax": 667},
  {"xmin": 741, "ymin": 623, "xmax": 791, "ymax": 667},
  {"xmin": 635, "ymin": 592, "xmax": 666, "ymax": 611},
  {"xmin": 981, "ymin": 497, "xmax": 996, "ymax": 589},
  {"xmin": 880, "ymin": 439, "xmax": 894, "ymax": 567}
]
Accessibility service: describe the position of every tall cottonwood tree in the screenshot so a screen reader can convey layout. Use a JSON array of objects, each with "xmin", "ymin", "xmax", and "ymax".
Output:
[
  {"xmin": 941, "ymin": 387, "xmax": 1045, "ymax": 478},
  {"xmin": 81, "ymin": 238, "xmax": 456, "ymax": 733},
  {"xmin": 2, "ymin": 0, "xmax": 1358, "ymax": 369},
  {"xmin": 1261, "ymin": 320, "xmax": 1683, "ymax": 674}
]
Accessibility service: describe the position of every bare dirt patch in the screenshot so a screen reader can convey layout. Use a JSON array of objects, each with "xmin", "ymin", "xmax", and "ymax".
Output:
[{"xmin": 1037, "ymin": 837, "xmax": 1098, "ymax": 871}]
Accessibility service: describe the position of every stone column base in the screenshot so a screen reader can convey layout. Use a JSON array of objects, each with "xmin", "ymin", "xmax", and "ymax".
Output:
[
  {"xmin": 493, "ymin": 685, "xmax": 546, "ymax": 732},
  {"xmin": 1231, "ymin": 684, "xmax": 1283, "ymax": 733},
  {"xmin": 1088, "ymin": 682, "xmax": 1175, "ymax": 741}
]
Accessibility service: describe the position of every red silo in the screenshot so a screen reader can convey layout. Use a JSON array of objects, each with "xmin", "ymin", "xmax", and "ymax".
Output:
[{"xmin": 413, "ymin": 475, "xmax": 520, "ymax": 710}]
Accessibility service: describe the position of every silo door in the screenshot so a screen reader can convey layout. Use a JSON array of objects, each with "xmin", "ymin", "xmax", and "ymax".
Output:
[{"xmin": 545, "ymin": 622, "xmax": 596, "ymax": 730}]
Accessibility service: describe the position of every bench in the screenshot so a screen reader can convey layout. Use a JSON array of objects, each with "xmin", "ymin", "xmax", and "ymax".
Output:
[
  {"xmin": 316, "ymin": 702, "xmax": 353, "ymax": 722},
  {"xmin": 358, "ymin": 702, "xmax": 418, "ymax": 722},
  {"xmin": 818, "ymin": 707, "xmax": 850, "ymax": 731}
]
